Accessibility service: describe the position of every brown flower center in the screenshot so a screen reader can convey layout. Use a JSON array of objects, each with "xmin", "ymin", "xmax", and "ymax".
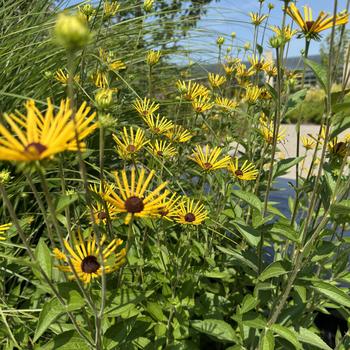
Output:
[
  {"xmin": 235, "ymin": 169, "xmax": 243, "ymax": 177},
  {"xmin": 97, "ymin": 211, "xmax": 107, "ymax": 220},
  {"xmin": 157, "ymin": 150, "xmax": 163, "ymax": 156},
  {"xmin": 125, "ymin": 196, "xmax": 144, "ymax": 213},
  {"xmin": 25, "ymin": 142, "xmax": 47, "ymax": 155},
  {"xmin": 127, "ymin": 144, "xmax": 136, "ymax": 153},
  {"xmin": 81, "ymin": 255, "xmax": 100, "ymax": 273},
  {"xmin": 305, "ymin": 21, "xmax": 315, "ymax": 31},
  {"xmin": 184, "ymin": 212, "xmax": 196, "ymax": 222},
  {"xmin": 154, "ymin": 127, "xmax": 160, "ymax": 133},
  {"xmin": 203, "ymin": 162, "xmax": 213, "ymax": 170},
  {"xmin": 159, "ymin": 209, "xmax": 169, "ymax": 216}
]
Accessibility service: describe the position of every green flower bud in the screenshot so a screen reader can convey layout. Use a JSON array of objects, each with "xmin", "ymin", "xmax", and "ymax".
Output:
[{"xmin": 55, "ymin": 12, "xmax": 91, "ymax": 50}]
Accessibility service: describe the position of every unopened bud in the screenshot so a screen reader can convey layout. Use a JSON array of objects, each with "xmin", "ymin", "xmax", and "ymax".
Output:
[{"xmin": 55, "ymin": 12, "xmax": 91, "ymax": 50}]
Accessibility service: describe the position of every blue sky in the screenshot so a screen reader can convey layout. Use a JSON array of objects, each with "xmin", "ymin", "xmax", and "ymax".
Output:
[{"xmin": 177, "ymin": 0, "xmax": 349, "ymax": 63}]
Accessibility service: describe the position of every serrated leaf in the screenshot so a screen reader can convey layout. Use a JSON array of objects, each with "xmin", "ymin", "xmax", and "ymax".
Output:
[
  {"xmin": 298, "ymin": 327, "xmax": 332, "ymax": 350},
  {"xmin": 311, "ymin": 280, "xmax": 350, "ymax": 308},
  {"xmin": 304, "ymin": 58, "xmax": 328, "ymax": 93},
  {"xmin": 232, "ymin": 190, "xmax": 263, "ymax": 212},
  {"xmin": 271, "ymin": 324, "xmax": 302, "ymax": 349},
  {"xmin": 232, "ymin": 221, "xmax": 260, "ymax": 247},
  {"xmin": 191, "ymin": 319, "xmax": 237, "ymax": 343},
  {"xmin": 41, "ymin": 330, "xmax": 90, "ymax": 350},
  {"xmin": 35, "ymin": 238, "xmax": 52, "ymax": 279}
]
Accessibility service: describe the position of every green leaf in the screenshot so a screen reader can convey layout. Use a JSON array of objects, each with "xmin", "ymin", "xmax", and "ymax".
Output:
[
  {"xmin": 271, "ymin": 324, "xmax": 302, "ymax": 349},
  {"xmin": 55, "ymin": 193, "xmax": 78, "ymax": 214},
  {"xmin": 232, "ymin": 221, "xmax": 260, "ymax": 247},
  {"xmin": 216, "ymin": 246, "xmax": 258, "ymax": 272},
  {"xmin": 240, "ymin": 294, "xmax": 258, "ymax": 314},
  {"xmin": 35, "ymin": 238, "xmax": 52, "ymax": 279},
  {"xmin": 259, "ymin": 260, "xmax": 290, "ymax": 282},
  {"xmin": 270, "ymin": 221, "xmax": 301, "ymax": 243},
  {"xmin": 311, "ymin": 280, "xmax": 350, "ymax": 308},
  {"xmin": 57, "ymin": 283, "xmax": 85, "ymax": 311},
  {"xmin": 41, "ymin": 330, "xmax": 90, "ymax": 350},
  {"xmin": 146, "ymin": 302, "xmax": 167, "ymax": 322},
  {"xmin": 34, "ymin": 298, "xmax": 64, "ymax": 342},
  {"xmin": 330, "ymin": 115, "xmax": 350, "ymax": 138},
  {"xmin": 232, "ymin": 190, "xmax": 263, "ymax": 212},
  {"xmin": 286, "ymin": 89, "xmax": 307, "ymax": 114},
  {"xmin": 260, "ymin": 329, "xmax": 275, "ymax": 350},
  {"xmin": 298, "ymin": 327, "xmax": 332, "ymax": 350},
  {"xmin": 273, "ymin": 157, "xmax": 304, "ymax": 179},
  {"xmin": 34, "ymin": 291, "xmax": 84, "ymax": 342},
  {"xmin": 304, "ymin": 58, "xmax": 328, "ymax": 93},
  {"xmin": 191, "ymin": 319, "xmax": 237, "ymax": 343}
]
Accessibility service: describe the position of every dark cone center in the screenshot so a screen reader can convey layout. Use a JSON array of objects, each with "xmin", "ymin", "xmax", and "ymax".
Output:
[
  {"xmin": 127, "ymin": 144, "xmax": 136, "ymax": 153},
  {"xmin": 81, "ymin": 255, "xmax": 100, "ymax": 273},
  {"xmin": 25, "ymin": 142, "xmax": 47, "ymax": 155},
  {"xmin": 97, "ymin": 211, "xmax": 107, "ymax": 220},
  {"xmin": 203, "ymin": 162, "xmax": 213, "ymax": 170},
  {"xmin": 154, "ymin": 127, "xmax": 160, "ymax": 133},
  {"xmin": 125, "ymin": 196, "xmax": 144, "ymax": 213},
  {"xmin": 305, "ymin": 21, "xmax": 315, "ymax": 31},
  {"xmin": 157, "ymin": 151, "xmax": 163, "ymax": 156},
  {"xmin": 235, "ymin": 169, "xmax": 244, "ymax": 177},
  {"xmin": 185, "ymin": 212, "xmax": 196, "ymax": 222}
]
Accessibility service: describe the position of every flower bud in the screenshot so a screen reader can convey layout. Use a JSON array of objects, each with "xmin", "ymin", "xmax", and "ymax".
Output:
[
  {"xmin": 146, "ymin": 50, "xmax": 161, "ymax": 66},
  {"xmin": 0, "ymin": 170, "xmax": 11, "ymax": 184},
  {"xmin": 231, "ymin": 32, "xmax": 236, "ymax": 39},
  {"xmin": 95, "ymin": 88, "xmax": 115, "ymax": 109},
  {"xmin": 55, "ymin": 12, "xmax": 91, "ymax": 50},
  {"xmin": 143, "ymin": 0, "xmax": 154, "ymax": 13},
  {"xmin": 98, "ymin": 113, "xmax": 117, "ymax": 128},
  {"xmin": 216, "ymin": 36, "xmax": 225, "ymax": 46}
]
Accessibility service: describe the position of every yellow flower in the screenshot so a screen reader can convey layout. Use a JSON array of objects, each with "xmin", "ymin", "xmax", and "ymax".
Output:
[
  {"xmin": 259, "ymin": 88, "xmax": 272, "ymax": 100},
  {"xmin": 157, "ymin": 193, "xmax": 181, "ymax": 221},
  {"xmin": 91, "ymin": 70, "xmax": 109, "ymax": 88},
  {"xmin": 260, "ymin": 122, "xmax": 286, "ymax": 144},
  {"xmin": 236, "ymin": 63, "xmax": 255, "ymax": 79},
  {"xmin": 148, "ymin": 140, "xmax": 177, "ymax": 159},
  {"xmin": 248, "ymin": 55, "xmax": 271, "ymax": 73},
  {"xmin": 250, "ymin": 12, "xmax": 268, "ymax": 26},
  {"xmin": 54, "ymin": 231, "xmax": 126, "ymax": 284},
  {"xmin": 174, "ymin": 197, "xmax": 208, "ymax": 225},
  {"xmin": 223, "ymin": 64, "xmax": 235, "ymax": 76},
  {"xmin": 99, "ymin": 48, "xmax": 126, "ymax": 72},
  {"xmin": 0, "ymin": 99, "xmax": 97, "ymax": 162},
  {"xmin": 301, "ymin": 136, "xmax": 315, "ymax": 150},
  {"xmin": 103, "ymin": 1, "xmax": 120, "ymax": 18},
  {"xmin": 286, "ymin": 4, "xmax": 349, "ymax": 40},
  {"xmin": 143, "ymin": 114, "xmax": 174, "ymax": 135},
  {"xmin": 328, "ymin": 137, "xmax": 348, "ymax": 157},
  {"xmin": 54, "ymin": 69, "xmax": 80, "ymax": 86},
  {"xmin": 192, "ymin": 96, "xmax": 214, "ymax": 113},
  {"xmin": 244, "ymin": 86, "xmax": 262, "ymax": 103},
  {"xmin": 176, "ymin": 80, "xmax": 210, "ymax": 101},
  {"xmin": 271, "ymin": 25, "xmax": 297, "ymax": 42},
  {"xmin": 89, "ymin": 183, "xmax": 119, "ymax": 223},
  {"xmin": 228, "ymin": 158, "xmax": 258, "ymax": 181},
  {"xmin": 165, "ymin": 125, "xmax": 192, "ymax": 143},
  {"xmin": 146, "ymin": 50, "xmax": 161, "ymax": 66},
  {"xmin": 113, "ymin": 127, "xmax": 149, "ymax": 159},
  {"xmin": 265, "ymin": 62, "xmax": 278, "ymax": 77},
  {"xmin": 133, "ymin": 97, "xmax": 160, "ymax": 118},
  {"xmin": 103, "ymin": 167, "xmax": 170, "ymax": 224},
  {"xmin": 79, "ymin": 4, "xmax": 96, "ymax": 21},
  {"xmin": 189, "ymin": 145, "xmax": 231, "ymax": 172},
  {"xmin": 0, "ymin": 223, "xmax": 11, "ymax": 241},
  {"xmin": 215, "ymin": 97, "xmax": 238, "ymax": 111},
  {"xmin": 208, "ymin": 73, "xmax": 226, "ymax": 88}
]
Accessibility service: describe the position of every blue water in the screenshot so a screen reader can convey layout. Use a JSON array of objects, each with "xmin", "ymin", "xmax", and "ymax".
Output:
[{"xmin": 270, "ymin": 178, "xmax": 296, "ymax": 217}]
